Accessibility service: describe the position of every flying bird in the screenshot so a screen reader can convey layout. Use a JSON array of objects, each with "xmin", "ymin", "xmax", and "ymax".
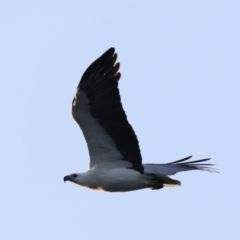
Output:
[{"xmin": 64, "ymin": 48, "xmax": 216, "ymax": 192}]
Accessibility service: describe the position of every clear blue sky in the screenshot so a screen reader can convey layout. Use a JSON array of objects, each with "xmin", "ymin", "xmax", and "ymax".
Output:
[{"xmin": 1, "ymin": 1, "xmax": 239, "ymax": 239}]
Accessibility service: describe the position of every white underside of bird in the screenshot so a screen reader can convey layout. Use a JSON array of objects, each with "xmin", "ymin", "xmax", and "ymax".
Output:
[{"xmin": 65, "ymin": 162, "xmax": 181, "ymax": 192}]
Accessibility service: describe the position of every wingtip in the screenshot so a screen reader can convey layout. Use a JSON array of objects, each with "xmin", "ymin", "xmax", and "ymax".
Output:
[
  {"xmin": 107, "ymin": 47, "xmax": 115, "ymax": 54},
  {"xmin": 100, "ymin": 47, "xmax": 116, "ymax": 59}
]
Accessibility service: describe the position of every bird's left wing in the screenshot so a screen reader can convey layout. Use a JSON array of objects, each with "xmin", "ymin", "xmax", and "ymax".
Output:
[
  {"xmin": 72, "ymin": 48, "xmax": 143, "ymax": 172},
  {"xmin": 143, "ymin": 156, "xmax": 218, "ymax": 175}
]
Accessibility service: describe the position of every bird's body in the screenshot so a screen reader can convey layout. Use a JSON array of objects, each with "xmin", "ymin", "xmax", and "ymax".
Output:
[
  {"xmin": 64, "ymin": 48, "xmax": 216, "ymax": 192},
  {"xmin": 71, "ymin": 164, "xmax": 149, "ymax": 192}
]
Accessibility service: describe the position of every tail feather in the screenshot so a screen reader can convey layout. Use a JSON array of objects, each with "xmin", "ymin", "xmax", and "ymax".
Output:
[{"xmin": 148, "ymin": 173, "xmax": 181, "ymax": 190}]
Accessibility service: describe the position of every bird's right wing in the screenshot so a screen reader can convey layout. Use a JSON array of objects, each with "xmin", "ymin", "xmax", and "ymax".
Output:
[
  {"xmin": 72, "ymin": 48, "xmax": 143, "ymax": 171},
  {"xmin": 143, "ymin": 156, "xmax": 218, "ymax": 176}
]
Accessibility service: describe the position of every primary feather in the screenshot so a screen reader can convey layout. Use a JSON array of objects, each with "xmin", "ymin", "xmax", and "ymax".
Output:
[{"xmin": 144, "ymin": 156, "xmax": 218, "ymax": 176}]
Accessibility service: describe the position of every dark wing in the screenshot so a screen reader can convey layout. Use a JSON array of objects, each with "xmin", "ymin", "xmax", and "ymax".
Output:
[{"xmin": 72, "ymin": 48, "xmax": 143, "ymax": 172}]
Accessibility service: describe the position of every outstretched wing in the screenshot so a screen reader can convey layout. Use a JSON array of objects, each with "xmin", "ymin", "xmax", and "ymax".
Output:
[
  {"xmin": 143, "ymin": 156, "xmax": 218, "ymax": 176},
  {"xmin": 72, "ymin": 48, "xmax": 143, "ymax": 172}
]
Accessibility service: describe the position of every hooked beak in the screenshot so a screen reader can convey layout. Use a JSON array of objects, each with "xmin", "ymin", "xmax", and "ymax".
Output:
[{"xmin": 63, "ymin": 175, "xmax": 71, "ymax": 182}]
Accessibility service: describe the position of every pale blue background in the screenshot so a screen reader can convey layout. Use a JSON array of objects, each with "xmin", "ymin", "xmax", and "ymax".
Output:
[{"xmin": 1, "ymin": 1, "xmax": 239, "ymax": 239}]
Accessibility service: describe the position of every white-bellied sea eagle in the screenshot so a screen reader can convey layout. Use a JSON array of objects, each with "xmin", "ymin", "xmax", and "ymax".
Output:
[{"xmin": 64, "ymin": 48, "xmax": 217, "ymax": 192}]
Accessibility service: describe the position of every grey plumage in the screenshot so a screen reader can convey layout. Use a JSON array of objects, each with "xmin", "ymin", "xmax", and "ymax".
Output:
[{"xmin": 144, "ymin": 156, "xmax": 218, "ymax": 176}]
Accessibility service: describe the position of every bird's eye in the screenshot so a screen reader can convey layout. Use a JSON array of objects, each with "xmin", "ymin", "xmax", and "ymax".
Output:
[{"xmin": 72, "ymin": 174, "xmax": 78, "ymax": 178}]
